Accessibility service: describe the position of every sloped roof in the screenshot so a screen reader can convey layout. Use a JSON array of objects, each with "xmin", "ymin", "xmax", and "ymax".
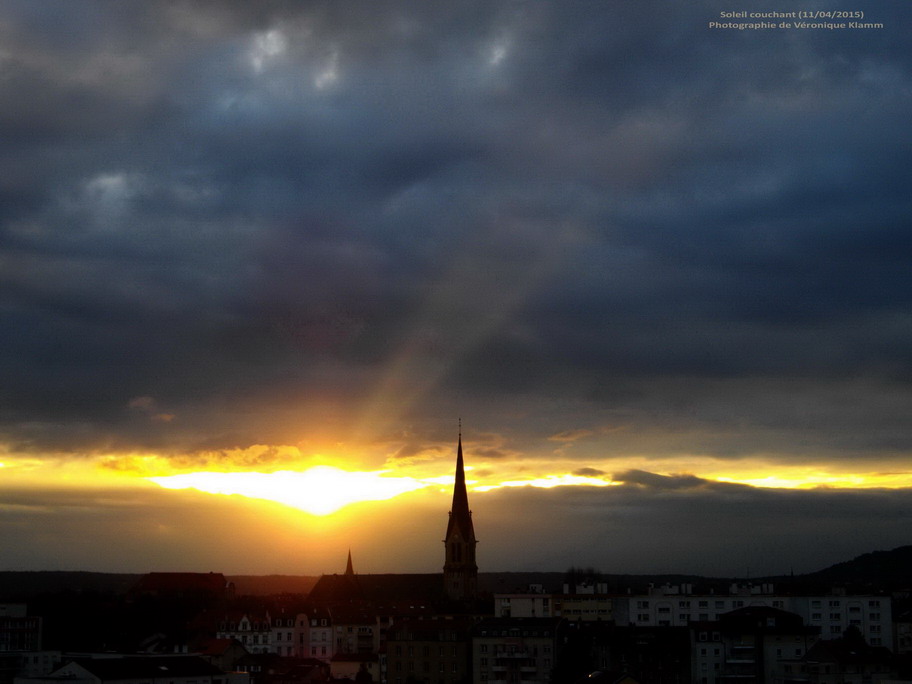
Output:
[
  {"xmin": 330, "ymin": 653, "xmax": 378, "ymax": 663},
  {"xmin": 66, "ymin": 656, "xmax": 223, "ymax": 680},
  {"xmin": 197, "ymin": 638, "xmax": 243, "ymax": 656},
  {"xmin": 387, "ymin": 618, "xmax": 473, "ymax": 641},
  {"xmin": 329, "ymin": 605, "xmax": 376, "ymax": 624},
  {"xmin": 804, "ymin": 635, "xmax": 894, "ymax": 667},
  {"xmin": 307, "ymin": 574, "xmax": 443, "ymax": 605},
  {"xmin": 131, "ymin": 572, "xmax": 227, "ymax": 596},
  {"xmin": 307, "ymin": 574, "xmax": 365, "ymax": 604}
]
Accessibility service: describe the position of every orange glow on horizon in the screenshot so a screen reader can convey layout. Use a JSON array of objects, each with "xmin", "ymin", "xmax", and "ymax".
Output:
[
  {"xmin": 142, "ymin": 461, "xmax": 912, "ymax": 515},
  {"xmin": 3, "ymin": 445, "xmax": 911, "ymax": 514},
  {"xmin": 148, "ymin": 466, "xmax": 430, "ymax": 515}
]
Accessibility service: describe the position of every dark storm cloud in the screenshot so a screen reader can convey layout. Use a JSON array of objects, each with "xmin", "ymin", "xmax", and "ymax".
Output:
[
  {"xmin": 572, "ymin": 468, "xmax": 607, "ymax": 478},
  {"xmin": 612, "ymin": 470, "xmax": 711, "ymax": 490},
  {"xmin": 4, "ymin": 476, "xmax": 911, "ymax": 575},
  {"xmin": 476, "ymin": 480, "xmax": 912, "ymax": 575},
  {"xmin": 1, "ymin": 0, "xmax": 911, "ymax": 462},
  {"xmin": 0, "ymin": 484, "xmax": 351, "ymax": 572}
]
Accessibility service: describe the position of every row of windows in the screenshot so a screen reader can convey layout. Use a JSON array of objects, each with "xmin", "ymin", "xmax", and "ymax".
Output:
[
  {"xmin": 393, "ymin": 646, "xmax": 461, "ymax": 657},
  {"xmin": 639, "ymin": 599, "xmax": 757, "ymax": 610},
  {"xmin": 392, "ymin": 660, "xmax": 460, "ymax": 673},
  {"xmin": 636, "ymin": 598, "xmax": 882, "ymax": 610},
  {"xmin": 218, "ymin": 631, "xmax": 294, "ymax": 643},
  {"xmin": 478, "ymin": 644, "xmax": 552, "ymax": 655},
  {"xmin": 638, "ymin": 614, "xmax": 733, "ymax": 623},
  {"xmin": 809, "ymin": 599, "xmax": 881, "ymax": 608},
  {"xmin": 219, "ymin": 623, "xmax": 270, "ymax": 632},
  {"xmin": 808, "ymin": 613, "xmax": 881, "ymax": 622},
  {"xmin": 477, "ymin": 630, "xmax": 553, "ymax": 638}
]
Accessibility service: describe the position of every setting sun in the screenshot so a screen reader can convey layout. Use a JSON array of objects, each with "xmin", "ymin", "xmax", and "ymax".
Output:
[{"xmin": 148, "ymin": 466, "xmax": 429, "ymax": 515}]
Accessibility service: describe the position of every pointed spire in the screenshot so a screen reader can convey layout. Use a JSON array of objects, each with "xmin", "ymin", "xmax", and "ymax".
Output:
[
  {"xmin": 345, "ymin": 549, "xmax": 354, "ymax": 576},
  {"xmin": 452, "ymin": 428, "xmax": 469, "ymax": 513},
  {"xmin": 447, "ymin": 423, "xmax": 474, "ymax": 540},
  {"xmin": 444, "ymin": 420, "xmax": 478, "ymax": 601}
]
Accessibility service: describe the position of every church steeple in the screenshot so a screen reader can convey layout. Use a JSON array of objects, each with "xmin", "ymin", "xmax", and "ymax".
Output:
[
  {"xmin": 345, "ymin": 549, "xmax": 354, "ymax": 576},
  {"xmin": 444, "ymin": 423, "xmax": 477, "ymax": 600}
]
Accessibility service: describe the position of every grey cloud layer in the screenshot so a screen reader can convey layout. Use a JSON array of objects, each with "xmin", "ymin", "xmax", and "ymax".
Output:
[
  {"xmin": 3, "ymin": 480, "xmax": 911, "ymax": 575},
  {"xmin": 1, "ymin": 0, "xmax": 911, "ymax": 460}
]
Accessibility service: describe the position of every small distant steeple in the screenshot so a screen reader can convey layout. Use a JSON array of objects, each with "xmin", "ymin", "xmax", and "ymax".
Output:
[
  {"xmin": 444, "ymin": 422, "xmax": 477, "ymax": 601},
  {"xmin": 345, "ymin": 549, "xmax": 354, "ymax": 576}
]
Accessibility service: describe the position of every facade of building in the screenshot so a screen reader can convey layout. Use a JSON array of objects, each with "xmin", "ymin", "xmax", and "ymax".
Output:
[
  {"xmin": 299, "ymin": 607, "xmax": 333, "ymax": 661},
  {"xmin": 472, "ymin": 618, "xmax": 562, "ymax": 684},
  {"xmin": 894, "ymin": 611, "xmax": 912, "ymax": 655},
  {"xmin": 0, "ymin": 606, "xmax": 41, "ymax": 653},
  {"xmin": 790, "ymin": 595, "xmax": 890, "ymax": 647},
  {"xmin": 331, "ymin": 607, "xmax": 379, "ymax": 656},
  {"xmin": 386, "ymin": 620, "xmax": 472, "ymax": 684},
  {"xmin": 496, "ymin": 595, "xmax": 553, "ymax": 619},
  {"xmin": 216, "ymin": 613, "xmax": 275, "ymax": 654},
  {"xmin": 585, "ymin": 625, "xmax": 692, "ymax": 684},
  {"xmin": 788, "ymin": 630, "xmax": 896, "ymax": 684},
  {"xmin": 691, "ymin": 606, "xmax": 819, "ymax": 684},
  {"xmin": 1, "ymin": 605, "xmax": 43, "ymax": 684},
  {"xmin": 495, "ymin": 592, "xmax": 615, "ymax": 622},
  {"xmin": 268, "ymin": 612, "xmax": 299, "ymax": 659},
  {"xmin": 612, "ymin": 586, "xmax": 891, "ymax": 648}
]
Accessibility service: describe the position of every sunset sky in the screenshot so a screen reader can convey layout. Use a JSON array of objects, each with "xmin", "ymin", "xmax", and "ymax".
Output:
[{"xmin": 2, "ymin": 0, "xmax": 912, "ymax": 578}]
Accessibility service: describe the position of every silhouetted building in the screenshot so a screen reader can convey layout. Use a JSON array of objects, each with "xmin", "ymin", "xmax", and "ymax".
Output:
[
  {"xmin": 329, "ymin": 653, "xmax": 378, "ymax": 682},
  {"xmin": 0, "ymin": 605, "xmax": 41, "ymax": 654},
  {"xmin": 443, "ymin": 432, "xmax": 477, "ymax": 602},
  {"xmin": 196, "ymin": 638, "xmax": 250, "ymax": 673},
  {"xmin": 790, "ymin": 627, "xmax": 895, "ymax": 683},
  {"xmin": 612, "ymin": 585, "xmax": 891, "ymax": 648},
  {"xmin": 129, "ymin": 573, "xmax": 232, "ymax": 603},
  {"xmin": 691, "ymin": 606, "xmax": 819, "ymax": 684},
  {"xmin": 386, "ymin": 619, "xmax": 472, "ymax": 684},
  {"xmin": 895, "ymin": 609, "xmax": 912, "ymax": 655},
  {"xmin": 300, "ymin": 606, "xmax": 334, "ymax": 661},
  {"xmin": 1, "ymin": 605, "xmax": 42, "ymax": 684},
  {"xmin": 581, "ymin": 624, "xmax": 691, "ymax": 684},
  {"xmin": 23, "ymin": 656, "xmax": 236, "ymax": 684},
  {"xmin": 472, "ymin": 618, "xmax": 562, "ymax": 684},
  {"xmin": 216, "ymin": 612, "xmax": 275, "ymax": 654},
  {"xmin": 329, "ymin": 607, "xmax": 378, "ymax": 655},
  {"xmin": 572, "ymin": 673, "xmax": 639, "ymax": 684}
]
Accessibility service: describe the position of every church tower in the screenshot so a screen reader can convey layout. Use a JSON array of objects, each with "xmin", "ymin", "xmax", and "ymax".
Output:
[{"xmin": 443, "ymin": 427, "xmax": 477, "ymax": 600}]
